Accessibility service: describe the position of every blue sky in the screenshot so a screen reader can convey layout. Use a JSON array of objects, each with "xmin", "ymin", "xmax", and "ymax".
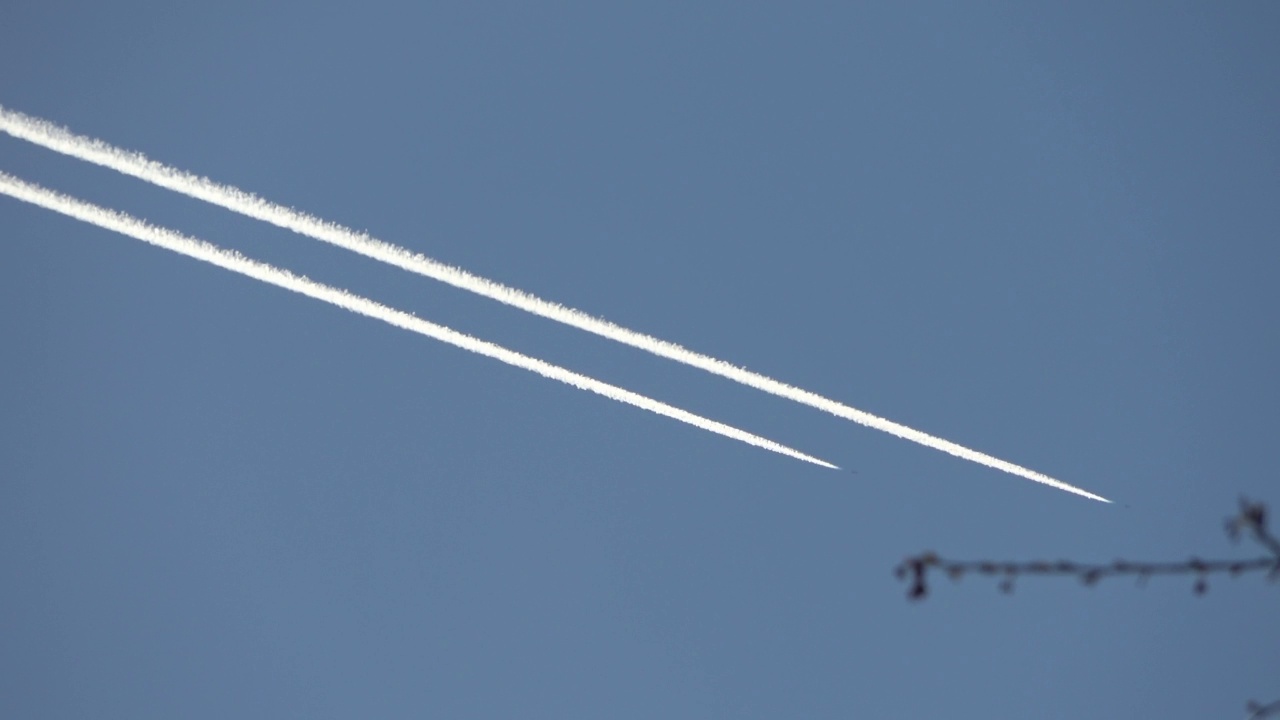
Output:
[{"xmin": 2, "ymin": 3, "xmax": 1278, "ymax": 717}]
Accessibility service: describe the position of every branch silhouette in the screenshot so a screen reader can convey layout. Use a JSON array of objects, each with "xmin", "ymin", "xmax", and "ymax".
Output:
[{"xmin": 894, "ymin": 497, "xmax": 1279, "ymax": 717}]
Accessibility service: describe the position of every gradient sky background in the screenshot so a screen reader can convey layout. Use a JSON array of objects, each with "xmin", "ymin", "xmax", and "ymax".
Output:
[{"xmin": 2, "ymin": 3, "xmax": 1278, "ymax": 718}]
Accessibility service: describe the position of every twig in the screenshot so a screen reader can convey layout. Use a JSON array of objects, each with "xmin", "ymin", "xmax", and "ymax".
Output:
[
  {"xmin": 894, "ymin": 498, "xmax": 1279, "ymax": 718},
  {"xmin": 894, "ymin": 497, "xmax": 1279, "ymax": 600}
]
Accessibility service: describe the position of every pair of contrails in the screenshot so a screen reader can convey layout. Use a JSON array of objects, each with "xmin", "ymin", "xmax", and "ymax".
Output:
[{"xmin": 0, "ymin": 105, "xmax": 1108, "ymax": 502}]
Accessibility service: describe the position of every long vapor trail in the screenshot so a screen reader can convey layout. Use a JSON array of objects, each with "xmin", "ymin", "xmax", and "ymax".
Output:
[
  {"xmin": 0, "ymin": 106, "xmax": 1108, "ymax": 502},
  {"xmin": 0, "ymin": 171, "xmax": 837, "ymax": 470}
]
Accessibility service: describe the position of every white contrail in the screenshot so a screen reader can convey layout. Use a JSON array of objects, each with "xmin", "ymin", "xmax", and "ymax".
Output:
[
  {"xmin": 0, "ymin": 171, "xmax": 837, "ymax": 470},
  {"xmin": 0, "ymin": 106, "xmax": 1108, "ymax": 502}
]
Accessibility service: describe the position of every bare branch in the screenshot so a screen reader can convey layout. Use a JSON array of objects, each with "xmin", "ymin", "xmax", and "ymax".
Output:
[
  {"xmin": 895, "ymin": 498, "xmax": 1278, "ymax": 718},
  {"xmin": 894, "ymin": 498, "xmax": 1279, "ymax": 600}
]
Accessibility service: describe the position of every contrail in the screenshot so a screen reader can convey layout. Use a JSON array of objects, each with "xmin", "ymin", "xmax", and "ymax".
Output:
[
  {"xmin": 0, "ymin": 171, "xmax": 837, "ymax": 470},
  {"xmin": 0, "ymin": 106, "xmax": 1108, "ymax": 502}
]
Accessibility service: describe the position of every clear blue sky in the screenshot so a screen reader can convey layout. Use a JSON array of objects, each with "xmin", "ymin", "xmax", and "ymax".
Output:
[{"xmin": 2, "ymin": 3, "xmax": 1277, "ymax": 717}]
